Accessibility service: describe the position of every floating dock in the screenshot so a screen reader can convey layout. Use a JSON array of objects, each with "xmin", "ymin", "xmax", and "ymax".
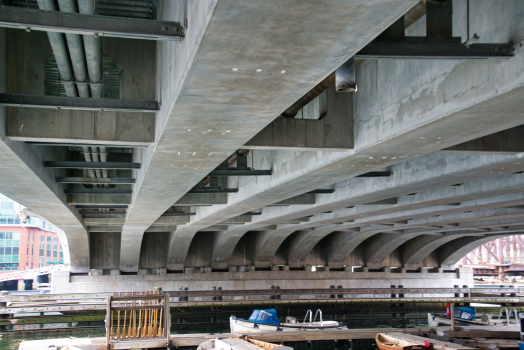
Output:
[{"xmin": 18, "ymin": 325, "xmax": 521, "ymax": 350}]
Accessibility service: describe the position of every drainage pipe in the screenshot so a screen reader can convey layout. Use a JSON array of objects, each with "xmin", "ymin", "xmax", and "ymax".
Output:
[
  {"xmin": 90, "ymin": 147, "xmax": 103, "ymax": 180},
  {"xmin": 81, "ymin": 146, "xmax": 96, "ymax": 179},
  {"xmin": 36, "ymin": 0, "xmax": 77, "ymax": 97},
  {"xmin": 57, "ymin": 0, "xmax": 90, "ymax": 97},
  {"xmin": 99, "ymin": 146, "xmax": 109, "ymax": 181},
  {"xmin": 78, "ymin": 0, "xmax": 103, "ymax": 98}
]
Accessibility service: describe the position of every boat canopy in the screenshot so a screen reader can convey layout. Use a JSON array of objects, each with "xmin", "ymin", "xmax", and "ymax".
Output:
[
  {"xmin": 454, "ymin": 307, "xmax": 475, "ymax": 320},
  {"xmin": 248, "ymin": 309, "xmax": 280, "ymax": 325}
]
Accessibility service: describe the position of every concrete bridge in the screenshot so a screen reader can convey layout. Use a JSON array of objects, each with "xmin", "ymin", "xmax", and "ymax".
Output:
[{"xmin": 1, "ymin": 0, "xmax": 524, "ymax": 292}]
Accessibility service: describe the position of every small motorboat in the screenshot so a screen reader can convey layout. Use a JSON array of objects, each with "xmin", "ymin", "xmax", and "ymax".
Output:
[
  {"xmin": 376, "ymin": 333, "xmax": 433, "ymax": 350},
  {"xmin": 229, "ymin": 309, "xmax": 346, "ymax": 333},
  {"xmin": 197, "ymin": 339, "xmax": 232, "ymax": 350},
  {"xmin": 428, "ymin": 307, "xmax": 491, "ymax": 326}
]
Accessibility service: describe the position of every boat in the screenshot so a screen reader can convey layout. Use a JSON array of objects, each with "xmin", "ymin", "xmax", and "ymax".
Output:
[
  {"xmin": 427, "ymin": 307, "xmax": 492, "ymax": 326},
  {"xmin": 229, "ymin": 309, "xmax": 346, "ymax": 333},
  {"xmin": 375, "ymin": 333, "xmax": 433, "ymax": 350},
  {"xmin": 197, "ymin": 338, "xmax": 293, "ymax": 350},
  {"xmin": 197, "ymin": 339, "xmax": 232, "ymax": 350}
]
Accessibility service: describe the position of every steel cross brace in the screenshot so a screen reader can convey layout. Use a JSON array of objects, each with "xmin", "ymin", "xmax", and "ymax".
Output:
[
  {"xmin": 0, "ymin": 6, "xmax": 184, "ymax": 41},
  {"xmin": 0, "ymin": 93, "xmax": 159, "ymax": 112}
]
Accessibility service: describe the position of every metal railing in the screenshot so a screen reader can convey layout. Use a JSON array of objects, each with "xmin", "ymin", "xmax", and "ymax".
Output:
[{"xmin": 0, "ymin": 264, "xmax": 69, "ymax": 282}]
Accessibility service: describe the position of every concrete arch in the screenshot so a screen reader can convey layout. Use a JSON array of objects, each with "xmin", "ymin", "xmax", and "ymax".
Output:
[
  {"xmin": 211, "ymin": 229, "xmax": 249, "ymax": 269},
  {"xmin": 327, "ymin": 229, "xmax": 383, "ymax": 267},
  {"xmin": 287, "ymin": 225, "xmax": 342, "ymax": 267},
  {"xmin": 253, "ymin": 227, "xmax": 298, "ymax": 267},
  {"xmin": 437, "ymin": 234, "xmax": 523, "ymax": 267},
  {"xmin": 364, "ymin": 232, "xmax": 425, "ymax": 268},
  {"xmin": 402, "ymin": 234, "xmax": 467, "ymax": 268}
]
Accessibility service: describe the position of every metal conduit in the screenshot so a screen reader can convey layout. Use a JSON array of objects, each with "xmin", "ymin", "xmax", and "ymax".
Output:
[
  {"xmin": 99, "ymin": 146, "xmax": 109, "ymax": 182},
  {"xmin": 78, "ymin": 0, "xmax": 103, "ymax": 98},
  {"xmin": 57, "ymin": 0, "xmax": 90, "ymax": 97},
  {"xmin": 36, "ymin": 0, "xmax": 77, "ymax": 97},
  {"xmin": 90, "ymin": 147, "xmax": 103, "ymax": 180},
  {"xmin": 81, "ymin": 146, "xmax": 96, "ymax": 179}
]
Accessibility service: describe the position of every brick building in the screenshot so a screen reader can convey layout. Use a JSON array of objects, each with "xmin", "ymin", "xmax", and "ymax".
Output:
[{"xmin": 0, "ymin": 194, "xmax": 63, "ymax": 271}]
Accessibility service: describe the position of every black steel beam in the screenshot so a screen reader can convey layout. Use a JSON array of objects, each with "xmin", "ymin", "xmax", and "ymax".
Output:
[
  {"xmin": 0, "ymin": 6, "xmax": 184, "ymax": 40},
  {"xmin": 65, "ymin": 189, "xmax": 132, "ymax": 194},
  {"xmin": 82, "ymin": 214, "xmax": 125, "ymax": 219},
  {"xmin": 356, "ymin": 171, "xmax": 391, "ymax": 178},
  {"xmin": 241, "ymin": 211, "xmax": 262, "ymax": 216},
  {"xmin": 28, "ymin": 142, "xmax": 146, "ymax": 148},
  {"xmin": 45, "ymin": 161, "xmax": 140, "ymax": 169},
  {"xmin": 188, "ymin": 188, "xmax": 238, "ymax": 194},
  {"xmin": 56, "ymin": 177, "xmax": 136, "ymax": 184},
  {"xmin": 356, "ymin": 42, "xmax": 516, "ymax": 60},
  {"xmin": 0, "ymin": 94, "xmax": 159, "ymax": 112},
  {"xmin": 161, "ymin": 212, "xmax": 196, "ymax": 216},
  {"xmin": 76, "ymin": 205, "xmax": 128, "ymax": 209},
  {"xmin": 209, "ymin": 168, "xmax": 272, "ymax": 176},
  {"xmin": 307, "ymin": 189, "xmax": 335, "ymax": 194}
]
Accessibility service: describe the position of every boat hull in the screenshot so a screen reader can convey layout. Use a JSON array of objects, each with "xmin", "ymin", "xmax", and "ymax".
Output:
[
  {"xmin": 376, "ymin": 333, "xmax": 432, "ymax": 350},
  {"xmin": 229, "ymin": 316, "xmax": 345, "ymax": 333}
]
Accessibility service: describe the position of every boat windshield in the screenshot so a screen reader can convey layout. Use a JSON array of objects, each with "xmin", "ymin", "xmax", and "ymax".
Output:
[{"xmin": 248, "ymin": 309, "xmax": 280, "ymax": 325}]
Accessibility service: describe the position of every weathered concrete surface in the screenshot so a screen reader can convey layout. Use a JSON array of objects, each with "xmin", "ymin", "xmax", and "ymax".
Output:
[
  {"xmin": 51, "ymin": 268, "xmax": 473, "ymax": 294},
  {"xmin": 168, "ymin": 0, "xmax": 524, "ymax": 271},
  {"xmin": 0, "ymin": 29, "xmax": 88, "ymax": 272},
  {"xmin": 443, "ymin": 125, "xmax": 524, "ymax": 154},
  {"xmin": 121, "ymin": 0, "xmax": 417, "ymax": 271}
]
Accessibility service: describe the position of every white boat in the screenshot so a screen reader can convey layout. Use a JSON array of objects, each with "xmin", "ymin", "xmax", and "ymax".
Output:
[
  {"xmin": 197, "ymin": 339, "xmax": 232, "ymax": 350},
  {"xmin": 229, "ymin": 308, "xmax": 346, "ymax": 333}
]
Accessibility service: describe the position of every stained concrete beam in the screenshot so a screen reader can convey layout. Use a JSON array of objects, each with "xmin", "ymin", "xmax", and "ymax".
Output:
[
  {"xmin": 67, "ymin": 194, "xmax": 132, "ymax": 205},
  {"xmin": 151, "ymin": 216, "xmax": 190, "ymax": 225},
  {"xmin": 87, "ymin": 226, "xmax": 122, "ymax": 232},
  {"xmin": 171, "ymin": 1, "xmax": 524, "ymax": 272},
  {"xmin": 244, "ymin": 85, "xmax": 353, "ymax": 151},
  {"xmin": 122, "ymin": 0, "xmax": 418, "ymax": 272},
  {"xmin": 5, "ymin": 107, "xmax": 155, "ymax": 146},
  {"xmin": 272, "ymin": 194, "xmax": 316, "ymax": 206}
]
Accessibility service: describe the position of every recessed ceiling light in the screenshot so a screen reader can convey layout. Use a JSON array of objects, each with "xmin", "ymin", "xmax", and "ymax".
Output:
[
  {"xmin": 188, "ymin": 129, "xmax": 191, "ymax": 131},
  {"xmin": 281, "ymin": 70, "xmax": 286, "ymax": 73},
  {"xmin": 226, "ymin": 130, "xmax": 230, "ymax": 133},
  {"xmin": 256, "ymin": 69, "xmax": 262, "ymax": 72},
  {"xmin": 232, "ymin": 68, "xmax": 238, "ymax": 71}
]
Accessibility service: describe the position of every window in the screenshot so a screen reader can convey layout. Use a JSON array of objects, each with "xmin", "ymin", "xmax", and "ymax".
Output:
[
  {"xmin": 39, "ymin": 235, "xmax": 44, "ymax": 257},
  {"xmin": 46, "ymin": 236, "xmax": 51, "ymax": 258},
  {"xmin": 0, "ymin": 232, "xmax": 21, "ymax": 270},
  {"xmin": 53, "ymin": 237, "xmax": 57, "ymax": 259}
]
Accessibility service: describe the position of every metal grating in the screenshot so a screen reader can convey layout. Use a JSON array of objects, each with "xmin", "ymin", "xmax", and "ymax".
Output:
[
  {"xmin": 44, "ymin": 55, "xmax": 122, "ymax": 98},
  {"xmin": 6, "ymin": 0, "xmax": 158, "ymax": 20}
]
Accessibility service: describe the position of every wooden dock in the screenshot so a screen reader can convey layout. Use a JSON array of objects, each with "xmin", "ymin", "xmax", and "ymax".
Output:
[{"xmin": 18, "ymin": 325, "xmax": 521, "ymax": 350}]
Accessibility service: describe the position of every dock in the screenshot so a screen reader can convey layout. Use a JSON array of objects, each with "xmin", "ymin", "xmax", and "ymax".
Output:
[{"xmin": 18, "ymin": 325, "xmax": 522, "ymax": 350}]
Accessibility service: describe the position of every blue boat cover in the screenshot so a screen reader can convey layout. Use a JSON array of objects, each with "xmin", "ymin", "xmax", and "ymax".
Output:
[
  {"xmin": 454, "ymin": 307, "xmax": 475, "ymax": 320},
  {"xmin": 248, "ymin": 309, "xmax": 280, "ymax": 325}
]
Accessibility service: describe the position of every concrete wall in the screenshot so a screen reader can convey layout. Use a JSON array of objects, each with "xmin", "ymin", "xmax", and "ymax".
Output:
[{"xmin": 51, "ymin": 268, "xmax": 474, "ymax": 293}]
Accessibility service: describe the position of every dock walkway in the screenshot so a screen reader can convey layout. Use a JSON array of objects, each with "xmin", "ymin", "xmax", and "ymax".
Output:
[{"xmin": 18, "ymin": 325, "xmax": 521, "ymax": 350}]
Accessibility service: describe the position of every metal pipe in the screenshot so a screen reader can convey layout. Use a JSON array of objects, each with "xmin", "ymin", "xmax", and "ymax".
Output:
[
  {"xmin": 90, "ymin": 147, "xmax": 103, "ymax": 179},
  {"xmin": 36, "ymin": 0, "xmax": 77, "ymax": 97},
  {"xmin": 57, "ymin": 0, "xmax": 90, "ymax": 97},
  {"xmin": 99, "ymin": 146, "xmax": 108, "ymax": 180},
  {"xmin": 81, "ymin": 146, "xmax": 96, "ymax": 179},
  {"xmin": 78, "ymin": 0, "xmax": 103, "ymax": 98}
]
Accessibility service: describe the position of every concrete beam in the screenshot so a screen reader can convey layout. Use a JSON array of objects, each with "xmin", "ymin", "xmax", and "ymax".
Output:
[
  {"xmin": 5, "ymin": 107, "xmax": 155, "ymax": 146},
  {"xmin": 171, "ymin": 1, "xmax": 524, "ymax": 271},
  {"xmin": 67, "ymin": 194, "xmax": 132, "ymax": 205},
  {"xmin": 87, "ymin": 226, "xmax": 122, "ymax": 232},
  {"xmin": 244, "ymin": 85, "xmax": 353, "ymax": 151},
  {"xmin": 174, "ymin": 193, "xmax": 228, "ymax": 206},
  {"xmin": 443, "ymin": 125, "xmax": 524, "ymax": 154},
  {"xmin": 122, "ymin": 0, "xmax": 417, "ymax": 272}
]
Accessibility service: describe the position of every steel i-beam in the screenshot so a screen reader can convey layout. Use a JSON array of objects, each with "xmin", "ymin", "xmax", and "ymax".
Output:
[{"xmin": 44, "ymin": 161, "xmax": 140, "ymax": 169}]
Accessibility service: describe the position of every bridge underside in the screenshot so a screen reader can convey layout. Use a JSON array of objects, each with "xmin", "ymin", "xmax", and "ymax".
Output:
[{"xmin": 2, "ymin": 0, "xmax": 524, "ymax": 291}]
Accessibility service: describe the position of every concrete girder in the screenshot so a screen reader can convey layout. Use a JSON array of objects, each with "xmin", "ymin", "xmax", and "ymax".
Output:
[
  {"xmin": 442, "ymin": 125, "xmax": 524, "ymax": 155},
  {"xmin": 174, "ymin": 193, "xmax": 228, "ymax": 206},
  {"xmin": 67, "ymin": 194, "xmax": 132, "ymax": 205},
  {"xmin": 156, "ymin": 0, "xmax": 418, "ymax": 272},
  {"xmin": 82, "ymin": 217, "xmax": 125, "ymax": 225},
  {"xmin": 253, "ymin": 169, "xmax": 524, "ymax": 267},
  {"xmin": 151, "ymin": 215, "xmax": 190, "ymax": 226},
  {"xmin": 5, "ymin": 107, "xmax": 155, "ymax": 146},
  {"xmin": 327, "ymin": 209, "xmax": 524, "ymax": 268},
  {"xmin": 87, "ymin": 226, "xmax": 122, "ymax": 232},
  {"xmin": 171, "ymin": 1, "xmax": 524, "ymax": 271},
  {"xmin": 176, "ymin": 0, "xmax": 524, "ymax": 265}
]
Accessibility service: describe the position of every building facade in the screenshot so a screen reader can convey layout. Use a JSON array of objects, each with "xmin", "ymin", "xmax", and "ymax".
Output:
[{"xmin": 0, "ymin": 194, "xmax": 63, "ymax": 271}]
